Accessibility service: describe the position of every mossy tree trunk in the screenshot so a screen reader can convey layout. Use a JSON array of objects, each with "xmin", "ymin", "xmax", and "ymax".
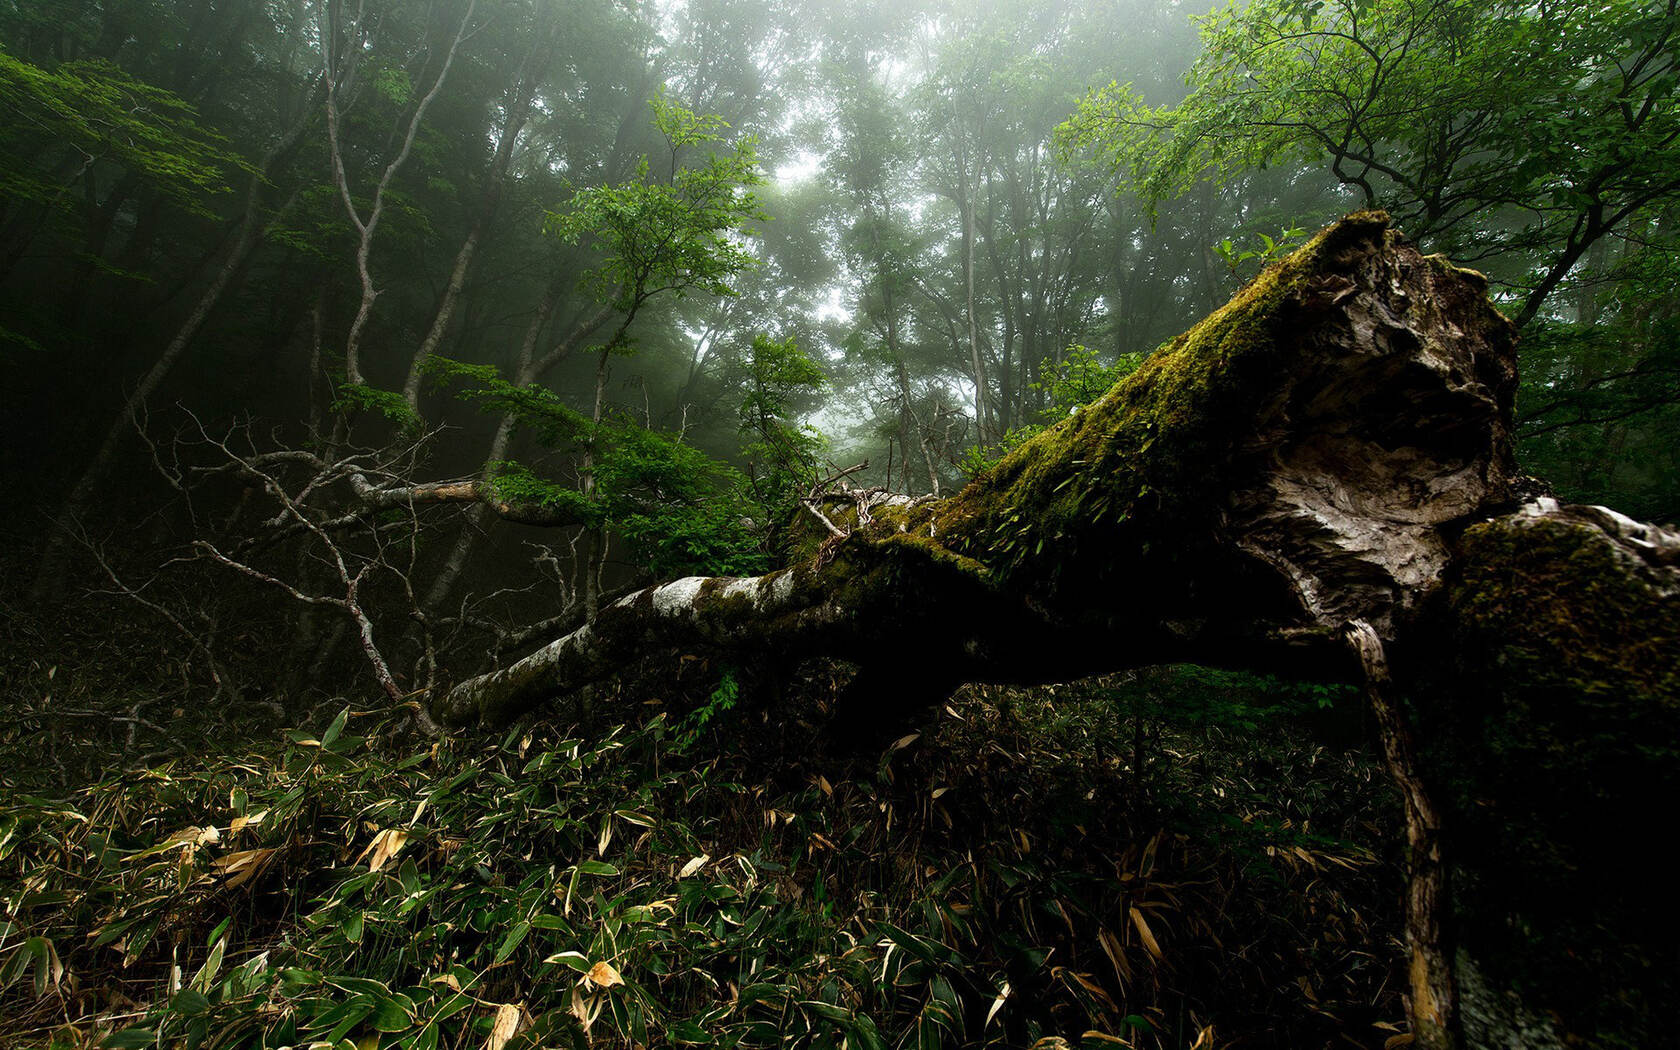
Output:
[
  {"xmin": 437, "ymin": 213, "xmax": 1526, "ymax": 724},
  {"xmin": 433, "ymin": 213, "xmax": 1680, "ymax": 1048}
]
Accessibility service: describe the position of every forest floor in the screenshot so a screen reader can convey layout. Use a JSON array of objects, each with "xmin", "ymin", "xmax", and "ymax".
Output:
[
  {"xmin": 0, "ymin": 630, "xmax": 1409, "ymax": 1050},
  {"xmin": 0, "ymin": 536, "xmax": 1408, "ymax": 1050}
]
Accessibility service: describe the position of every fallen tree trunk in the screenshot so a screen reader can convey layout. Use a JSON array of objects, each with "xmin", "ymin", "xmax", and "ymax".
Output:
[
  {"xmin": 434, "ymin": 212, "xmax": 1680, "ymax": 1048},
  {"xmin": 436, "ymin": 212, "xmax": 1527, "ymax": 724}
]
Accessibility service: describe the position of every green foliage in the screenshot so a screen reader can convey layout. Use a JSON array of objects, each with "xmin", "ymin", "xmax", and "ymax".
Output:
[
  {"xmin": 425, "ymin": 355, "xmax": 595, "ymax": 447},
  {"xmin": 1213, "ymin": 226, "xmax": 1307, "ymax": 276},
  {"xmin": 486, "ymin": 462, "xmax": 600, "ymax": 525},
  {"xmin": 0, "ymin": 49, "xmax": 244, "ymax": 216},
  {"xmin": 546, "ymin": 96, "xmax": 767, "ymax": 324},
  {"xmin": 673, "ymin": 668, "xmax": 741, "ymax": 755},
  {"xmin": 330, "ymin": 383, "xmax": 423, "ymax": 432},
  {"xmin": 1057, "ymin": 0, "xmax": 1680, "ymax": 256},
  {"xmin": 427, "ymin": 357, "xmax": 769, "ymax": 577},
  {"xmin": 739, "ymin": 334, "xmax": 828, "ymax": 520},
  {"xmin": 649, "ymin": 89, "xmax": 731, "ymax": 149},
  {"xmin": 0, "ymin": 681, "xmax": 1400, "ymax": 1050},
  {"xmin": 372, "ymin": 66, "xmax": 414, "ymax": 107},
  {"xmin": 596, "ymin": 421, "xmax": 768, "ymax": 577},
  {"xmin": 963, "ymin": 346, "xmax": 1141, "ymax": 476}
]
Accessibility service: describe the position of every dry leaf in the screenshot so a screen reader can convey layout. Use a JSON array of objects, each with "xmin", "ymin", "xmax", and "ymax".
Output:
[
  {"xmin": 569, "ymin": 985, "xmax": 603, "ymax": 1035},
  {"xmin": 211, "ymin": 848, "xmax": 276, "ymax": 890},
  {"xmin": 1098, "ymin": 927, "xmax": 1131, "ymax": 986},
  {"xmin": 167, "ymin": 825, "xmax": 220, "ymax": 847},
  {"xmin": 678, "ymin": 855, "xmax": 709, "ymax": 878},
  {"xmin": 889, "ymin": 732, "xmax": 920, "ymax": 751},
  {"xmin": 985, "ymin": 981, "xmax": 1011, "ymax": 1027},
  {"xmin": 229, "ymin": 810, "xmax": 268, "ymax": 836},
  {"xmin": 585, "ymin": 960, "xmax": 623, "ymax": 989},
  {"xmin": 357, "ymin": 828, "xmax": 410, "ymax": 872},
  {"xmin": 1129, "ymin": 906, "xmax": 1163, "ymax": 961},
  {"xmin": 485, "ymin": 1002, "xmax": 521, "ymax": 1050}
]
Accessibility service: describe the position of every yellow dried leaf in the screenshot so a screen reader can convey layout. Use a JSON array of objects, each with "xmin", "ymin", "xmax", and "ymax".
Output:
[
  {"xmin": 569, "ymin": 985, "xmax": 603, "ymax": 1034},
  {"xmin": 358, "ymin": 828, "xmax": 410, "ymax": 872},
  {"xmin": 212, "ymin": 848, "xmax": 276, "ymax": 890},
  {"xmin": 585, "ymin": 960, "xmax": 623, "ymax": 989},
  {"xmin": 889, "ymin": 732, "xmax": 919, "ymax": 752},
  {"xmin": 229, "ymin": 810, "xmax": 268, "ymax": 836},
  {"xmin": 1098, "ymin": 927, "xmax": 1131, "ymax": 986},
  {"xmin": 485, "ymin": 1002, "xmax": 521, "ymax": 1050},
  {"xmin": 167, "ymin": 825, "xmax": 220, "ymax": 847},
  {"xmin": 1129, "ymin": 906, "xmax": 1163, "ymax": 961},
  {"xmin": 1383, "ymin": 1035, "xmax": 1415, "ymax": 1049},
  {"xmin": 985, "ymin": 981, "xmax": 1011, "ymax": 1027},
  {"xmin": 678, "ymin": 855, "xmax": 709, "ymax": 878}
]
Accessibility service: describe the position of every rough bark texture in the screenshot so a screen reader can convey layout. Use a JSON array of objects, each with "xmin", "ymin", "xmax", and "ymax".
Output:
[{"xmin": 434, "ymin": 213, "xmax": 1680, "ymax": 1047}]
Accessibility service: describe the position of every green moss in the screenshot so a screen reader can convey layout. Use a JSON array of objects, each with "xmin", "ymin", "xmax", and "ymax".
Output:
[
  {"xmin": 1448, "ymin": 518, "xmax": 1680, "ymax": 698},
  {"xmin": 1422, "ymin": 516, "xmax": 1680, "ymax": 1045},
  {"xmin": 904, "ymin": 212, "xmax": 1397, "ymax": 600}
]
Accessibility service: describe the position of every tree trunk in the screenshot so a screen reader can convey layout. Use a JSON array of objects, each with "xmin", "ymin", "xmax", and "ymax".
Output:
[
  {"xmin": 438, "ymin": 212, "xmax": 1527, "ymax": 720},
  {"xmin": 434, "ymin": 213, "xmax": 1680, "ymax": 1048}
]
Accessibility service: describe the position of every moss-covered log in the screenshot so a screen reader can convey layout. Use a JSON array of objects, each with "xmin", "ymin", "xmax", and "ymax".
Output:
[
  {"xmin": 437, "ymin": 212, "xmax": 1524, "ymax": 725},
  {"xmin": 434, "ymin": 212, "xmax": 1680, "ymax": 1048}
]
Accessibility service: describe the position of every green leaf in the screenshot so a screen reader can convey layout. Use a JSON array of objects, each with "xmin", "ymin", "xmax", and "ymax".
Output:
[
  {"xmin": 493, "ymin": 921, "xmax": 530, "ymax": 965},
  {"xmin": 371, "ymin": 993, "xmax": 418, "ymax": 1032},
  {"xmin": 171, "ymin": 988, "xmax": 211, "ymax": 1016}
]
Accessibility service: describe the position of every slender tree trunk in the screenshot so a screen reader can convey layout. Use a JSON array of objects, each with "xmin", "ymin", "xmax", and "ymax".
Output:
[
  {"xmin": 419, "ymin": 284, "xmax": 559, "ymax": 612},
  {"xmin": 582, "ymin": 346, "xmax": 612, "ymax": 616},
  {"xmin": 31, "ymin": 82, "xmax": 324, "ymax": 599},
  {"xmin": 400, "ymin": 22, "xmax": 552, "ymax": 409},
  {"xmin": 956, "ymin": 141, "xmax": 989, "ymax": 444},
  {"xmin": 325, "ymin": 0, "xmax": 476, "ymax": 387},
  {"xmin": 1347, "ymin": 621, "xmax": 1455, "ymax": 1050}
]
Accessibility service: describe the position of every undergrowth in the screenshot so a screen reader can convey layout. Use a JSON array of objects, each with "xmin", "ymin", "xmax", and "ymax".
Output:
[{"xmin": 0, "ymin": 671, "xmax": 1404, "ymax": 1050}]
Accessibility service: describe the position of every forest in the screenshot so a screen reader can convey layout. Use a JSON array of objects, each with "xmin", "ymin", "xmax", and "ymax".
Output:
[{"xmin": 1, "ymin": 0, "xmax": 1677, "ymax": 1048}]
